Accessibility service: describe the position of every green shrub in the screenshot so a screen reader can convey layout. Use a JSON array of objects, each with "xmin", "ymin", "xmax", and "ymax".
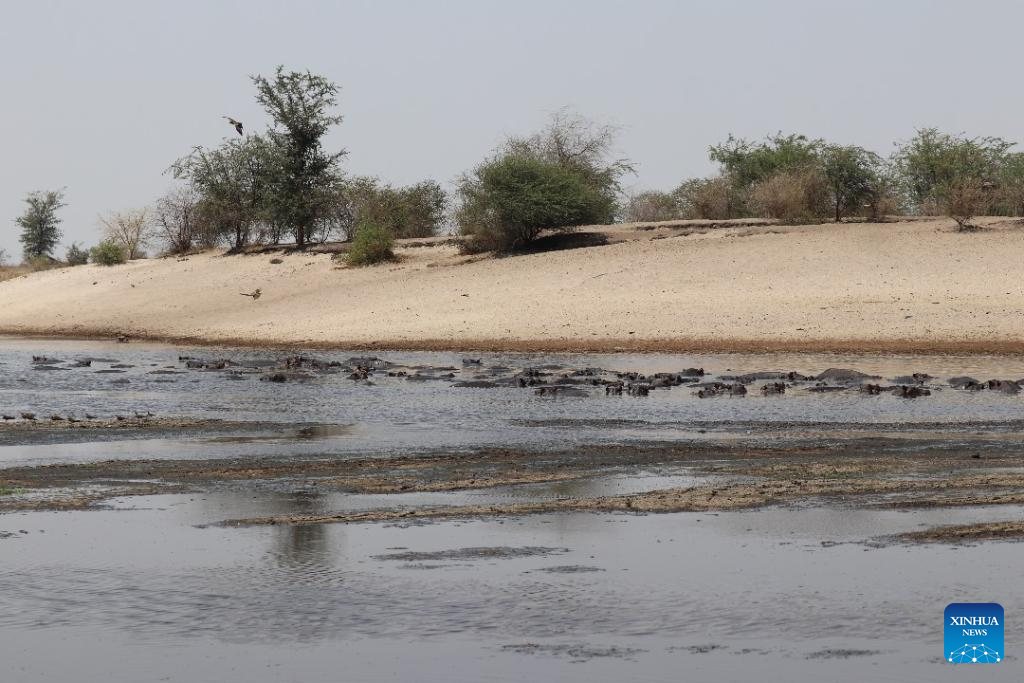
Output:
[
  {"xmin": 347, "ymin": 178, "xmax": 447, "ymax": 239},
  {"xmin": 457, "ymin": 154, "xmax": 612, "ymax": 253},
  {"xmin": 345, "ymin": 222, "xmax": 395, "ymax": 266},
  {"xmin": 65, "ymin": 242, "xmax": 89, "ymax": 266},
  {"xmin": 90, "ymin": 239, "xmax": 127, "ymax": 266}
]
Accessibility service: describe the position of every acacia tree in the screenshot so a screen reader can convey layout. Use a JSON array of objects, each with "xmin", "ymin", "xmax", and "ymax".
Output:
[
  {"xmin": 820, "ymin": 144, "xmax": 881, "ymax": 222},
  {"xmin": 894, "ymin": 129, "xmax": 1012, "ymax": 212},
  {"xmin": 253, "ymin": 67, "xmax": 346, "ymax": 247},
  {"xmin": 16, "ymin": 189, "xmax": 66, "ymax": 260},
  {"xmin": 171, "ymin": 135, "xmax": 276, "ymax": 249},
  {"xmin": 503, "ymin": 110, "xmax": 633, "ymax": 211},
  {"xmin": 99, "ymin": 208, "xmax": 150, "ymax": 259},
  {"xmin": 456, "ymin": 113, "xmax": 631, "ymax": 252}
]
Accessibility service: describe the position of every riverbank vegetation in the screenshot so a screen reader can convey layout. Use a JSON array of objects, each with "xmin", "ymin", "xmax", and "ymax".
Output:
[{"xmin": 9, "ymin": 68, "xmax": 1024, "ymax": 268}]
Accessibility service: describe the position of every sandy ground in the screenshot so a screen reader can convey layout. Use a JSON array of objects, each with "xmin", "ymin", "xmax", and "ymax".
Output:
[{"xmin": 1, "ymin": 217, "xmax": 1023, "ymax": 353}]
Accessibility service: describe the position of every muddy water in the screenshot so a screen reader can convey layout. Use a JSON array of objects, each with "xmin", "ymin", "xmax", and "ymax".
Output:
[{"xmin": 2, "ymin": 338, "xmax": 1024, "ymax": 681}]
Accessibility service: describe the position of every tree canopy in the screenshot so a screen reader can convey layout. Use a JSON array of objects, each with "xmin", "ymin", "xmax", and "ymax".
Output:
[{"xmin": 16, "ymin": 189, "xmax": 66, "ymax": 260}]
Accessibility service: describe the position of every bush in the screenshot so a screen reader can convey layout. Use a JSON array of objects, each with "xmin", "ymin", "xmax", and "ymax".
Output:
[
  {"xmin": 674, "ymin": 176, "xmax": 743, "ymax": 219},
  {"xmin": 457, "ymin": 154, "xmax": 613, "ymax": 253},
  {"xmin": 944, "ymin": 178, "xmax": 992, "ymax": 231},
  {"xmin": 65, "ymin": 243, "xmax": 89, "ymax": 266},
  {"xmin": 345, "ymin": 222, "xmax": 395, "ymax": 266},
  {"xmin": 622, "ymin": 191, "xmax": 683, "ymax": 222},
  {"xmin": 90, "ymin": 239, "xmax": 127, "ymax": 266},
  {"xmin": 749, "ymin": 169, "xmax": 829, "ymax": 223},
  {"xmin": 347, "ymin": 178, "xmax": 447, "ymax": 239}
]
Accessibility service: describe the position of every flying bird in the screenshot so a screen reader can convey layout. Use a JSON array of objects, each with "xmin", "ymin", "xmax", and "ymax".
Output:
[{"xmin": 223, "ymin": 116, "xmax": 244, "ymax": 136}]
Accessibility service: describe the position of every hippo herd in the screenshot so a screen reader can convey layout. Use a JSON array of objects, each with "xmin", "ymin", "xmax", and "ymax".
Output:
[{"xmin": 5, "ymin": 353, "xmax": 1024, "ymax": 422}]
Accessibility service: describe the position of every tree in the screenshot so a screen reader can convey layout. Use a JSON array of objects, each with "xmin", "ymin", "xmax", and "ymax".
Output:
[
  {"xmin": 457, "ymin": 112, "xmax": 630, "ymax": 252},
  {"xmin": 893, "ymin": 129, "xmax": 1013, "ymax": 211},
  {"xmin": 171, "ymin": 135, "xmax": 277, "ymax": 249},
  {"xmin": 994, "ymin": 152, "xmax": 1024, "ymax": 216},
  {"xmin": 99, "ymin": 208, "xmax": 150, "ymax": 259},
  {"xmin": 503, "ymin": 109, "xmax": 633, "ymax": 214},
  {"xmin": 710, "ymin": 133, "xmax": 822, "ymax": 189},
  {"xmin": 253, "ymin": 66, "xmax": 346, "ymax": 247},
  {"xmin": 820, "ymin": 145, "xmax": 881, "ymax": 222},
  {"xmin": 154, "ymin": 186, "xmax": 204, "ymax": 254},
  {"xmin": 457, "ymin": 153, "xmax": 612, "ymax": 252},
  {"xmin": 16, "ymin": 189, "xmax": 66, "ymax": 260}
]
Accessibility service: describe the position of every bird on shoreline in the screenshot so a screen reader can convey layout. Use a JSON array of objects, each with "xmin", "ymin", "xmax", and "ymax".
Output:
[{"xmin": 223, "ymin": 116, "xmax": 244, "ymax": 136}]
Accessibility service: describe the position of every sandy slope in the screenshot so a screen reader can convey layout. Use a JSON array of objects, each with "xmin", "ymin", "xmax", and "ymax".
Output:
[{"xmin": 1, "ymin": 218, "xmax": 1022, "ymax": 353}]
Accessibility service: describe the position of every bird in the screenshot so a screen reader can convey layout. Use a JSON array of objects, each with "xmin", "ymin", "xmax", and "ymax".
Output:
[
  {"xmin": 240, "ymin": 288, "xmax": 262, "ymax": 301},
  {"xmin": 223, "ymin": 116, "xmax": 244, "ymax": 136}
]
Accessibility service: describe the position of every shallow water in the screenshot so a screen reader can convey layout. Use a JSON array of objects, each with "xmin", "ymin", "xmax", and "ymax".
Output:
[
  {"xmin": 2, "ymin": 337, "xmax": 1024, "ymax": 466},
  {"xmin": 2, "ymin": 496, "xmax": 1023, "ymax": 682},
  {"xmin": 2, "ymin": 338, "xmax": 1024, "ymax": 681}
]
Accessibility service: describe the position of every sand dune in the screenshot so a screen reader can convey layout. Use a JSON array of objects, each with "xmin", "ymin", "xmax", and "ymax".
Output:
[{"xmin": 1, "ymin": 217, "xmax": 1022, "ymax": 353}]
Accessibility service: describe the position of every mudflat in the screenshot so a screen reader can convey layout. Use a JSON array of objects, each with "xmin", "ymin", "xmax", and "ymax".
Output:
[{"xmin": 1, "ymin": 217, "xmax": 1023, "ymax": 353}]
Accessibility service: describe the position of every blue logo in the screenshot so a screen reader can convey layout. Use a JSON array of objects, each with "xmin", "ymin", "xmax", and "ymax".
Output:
[{"xmin": 945, "ymin": 603, "xmax": 1003, "ymax": 663}]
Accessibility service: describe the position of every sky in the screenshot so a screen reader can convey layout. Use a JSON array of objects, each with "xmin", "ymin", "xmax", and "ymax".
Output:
[{"xmin": 2, "ymin": 0, "xmax": 1023, "ymax": 259}]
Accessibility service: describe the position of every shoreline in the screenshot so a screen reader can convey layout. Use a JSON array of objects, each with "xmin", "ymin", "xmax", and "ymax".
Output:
[{"xmin": 3, "ymin": 329, "xmax": 1024, "ymax": 356}]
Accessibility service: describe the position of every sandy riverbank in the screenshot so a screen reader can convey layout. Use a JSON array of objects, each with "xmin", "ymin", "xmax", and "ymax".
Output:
[{"xmin": 1, "ymin": 217, "xmax": 1022, "ymax": 353}]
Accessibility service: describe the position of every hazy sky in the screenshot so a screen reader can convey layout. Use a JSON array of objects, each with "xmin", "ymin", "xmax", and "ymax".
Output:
[{"xmin": 2, "ymin": 0, "xmax": 1022, "ymax": 259}]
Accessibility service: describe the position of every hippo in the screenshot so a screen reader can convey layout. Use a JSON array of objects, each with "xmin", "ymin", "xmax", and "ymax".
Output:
[
  {"xmin": 815, "ymin": 368, "xmax": 880, "ymax": 383},
  {"xmin": 949, "ymin": 376, "xmax": 985, "ymax": 391},
  {"xmin": 891, "ymin": 373, "xmax": 932, "ymax": 385},
  {"xmin": 626, "ymin": 383, "xmax": 651, "ymax": 397},
  {"xmin": 987, "ymin": 379, "xmax": 1022, "ymax": 394}
]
